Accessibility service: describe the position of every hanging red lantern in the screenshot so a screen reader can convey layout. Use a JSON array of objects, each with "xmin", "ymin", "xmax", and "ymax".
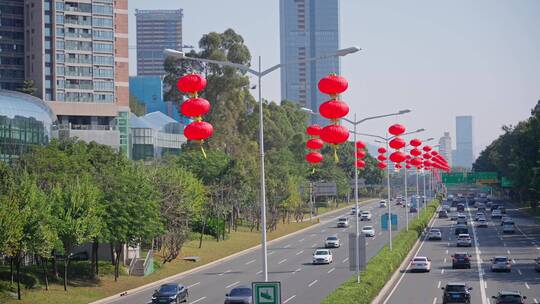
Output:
[
  {"xmin": 318, "ymin": 74, "xmax": 348, "ymax": 96},
  {"xmin": 410, "ymin": 158, "xmax": 423, "ymax": 166},
  {"xmin": 377, "ymin": 162, "xmax": 387, "ymax": 169},
  {"xmin": 378, "ymin": 147, "xmax": 387, "ymax": 154},
  {"xmin": 410, "ymin": 148, "xmax": 422, "ymax": 157},
  {"xmin": 389, "ymin": 151, "xmax": 407, "ymax": 163},
  {"xmin": 356, "ymin": 160, "xmax": 366, "ymax": 168},
  {"xmin": 306, "ymin": 124, "xmax": 322, "ymax": 137},
  {"xmin": 306, "ymin": 138, "xmax": 324, "ymax": 150},
  {"xmin": 319, "ymin": 99, "xmax": 350, "ymax": 120},
  {"xmin": 177, "ymin": 74, "xmax": 207, "ymax": 95},
  {"xmin": 355, "ymin": 141, "xmax": 366, "ymax": 149},
  {"xmin": 320, "ymin": 125, "xmax": 350, "ymax": 144},
  {"xmin": 406, "ymin": 155, "xmax": 412, "ymax": 160},
  {"xmin": 184, "ymin": 121, "xmax": 214, "ymax": 141},
  {"xmin": 395, "ymin": 163, "xmax": 402, "ymax": 169},
  {"xmin": 410, "ymin": 138, "xmax": 422, "ymax": 147},
  {"xmin": 388, "ymin": 124, "xmax": 406, "ymax": 136},
  {"xmin": 377, "ymin": 154, "xmax": 387, "ymax": 161},
  {"xmin": 389, "ymin": 137, "xmax": 406, "ymax": 149},
  {"xmin": 356, "ymin": 150, "xmax": 367, "ymax": 159},
  {"xmin": 431, "ymin": 150, "xmax": 438, "ymax": 156},
  {"xmin": 406, "ymin": 164, "xmax": 411, "ymax": 169},
  {"xmin": 422, "ymin": 145, "xmax": 432, "ymax": 152},
  {"xmin": 306, "ymin": 152, "xmax": 323, "ymax": 164},
  {"xmin": 423, "ymin": 153, "xmax": 432, "ymax": 159},
  {"xmin": 180, "ymin": 97, "xmax": 211, "ymax": 118},
  {"xmin": 424, "ymin": 160, "xmax": 432, "ymax": 167}
]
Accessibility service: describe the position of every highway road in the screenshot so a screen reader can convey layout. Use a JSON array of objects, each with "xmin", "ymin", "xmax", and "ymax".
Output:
[
  {"xmin": 101, "ymin": 197, "xmax": 419, "ymax": 304},
  {"xmin": 384, "ymin": 200, "xmax": 540, "ymax": 304}
]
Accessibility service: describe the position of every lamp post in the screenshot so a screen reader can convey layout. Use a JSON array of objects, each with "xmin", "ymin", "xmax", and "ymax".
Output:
[
  {"xmin": 302, "ymin": 108, "xmax": 410, "ymax": 283},
  {"xmin": 412, "ymin": 138, "xmax": 434, "ymax": 211},
  {"xmin": 165, "ymin": 46, "xmax": 359, "ymax": 282},
  {"xmin": 357, "ymin": 128, "xmax": 425, "ymax": 250}
]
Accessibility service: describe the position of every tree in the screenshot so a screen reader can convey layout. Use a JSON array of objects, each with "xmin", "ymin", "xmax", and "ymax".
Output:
[
  {"xmin": 129, "ymin": 95, "xmax": 147, "ymax": 116},
  {"xmin": 17, "ymin": 80, "xmax": 36, "ymax": 96}
]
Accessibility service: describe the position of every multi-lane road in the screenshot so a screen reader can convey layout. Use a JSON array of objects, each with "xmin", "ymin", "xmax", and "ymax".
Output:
[
  {"xmin": 99, "ymin": 198, "xmax": 419, "ymax": 304},
  {"xmin": 384, "ymin": 200, "xmax": 540, "ymax": 304}
]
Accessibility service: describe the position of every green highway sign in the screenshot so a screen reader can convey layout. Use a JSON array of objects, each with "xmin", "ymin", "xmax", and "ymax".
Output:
[
  {"xmin": 442, "ymin": 172, "xmax": 499, "ymax": 185},
  {"xmin": 501, "ymin": 177, "xmax": 513, "ymax": 188},
  {"xmin": 252, "ymin": 281, "xmax": 281, "ymax": 304}
]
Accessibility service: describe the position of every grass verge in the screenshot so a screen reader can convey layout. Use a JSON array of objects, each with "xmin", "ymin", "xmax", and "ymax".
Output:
[{"xmin": 321, "ymin": 198, "xmax": 441, "ymax": 304}]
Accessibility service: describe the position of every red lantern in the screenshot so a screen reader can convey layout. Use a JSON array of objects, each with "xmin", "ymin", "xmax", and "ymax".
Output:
[
  {"xmin": 355, "ymin": 141, "xmax": 366, "ymax": 149},
  {"xmin": 410, "ymin": 148, "xmax": 422, "ymax": 157},
  {"xmin": 389, "ymin": 137, "xmax": 406, "ymax": 149},
  {"xmin": 377, "ymin": 162, "xmax": 387, "ymax": 169},
  {"xmin": 320, "ymin": 125, "xmax": 349, "ymax": 144},
  {"xmin": 406, "ymin": 164, "xmax": 411, "ymax": 169},
  {"xmin": 177, "ymin": 74, "xmax": 207, "ymax": 95},
  {"xmin": 319, "ymin": 99, "xmax": 350, "ymax": 120},
  {"xmin": 422, "ymin": 145, "xmax": 432, "ymax": 152},
  {"xmin": 395, "ymin": 164, "xmax": 402, "ymax": 169},
  {"xmin": 356, "ymin": 160, "xmax": 366, "ymax": 168},
  {"xmin": 306, "ymin": 152, "xmax": 323, "ymax": 164},
  {"xmin": 423, "ymin": 153, "xmax": 432, "ymax": 159},
  {"xmin": 306, "ymin": 124, "xmax": 322, "ymax": 136},
  {"xmin": 389, "ymin": 151, "xmax": 407, "ymax": 163},
  {"xmin": 424, "ymin": 160, "xmax": 432, "ymax": 167},
  {"xmin": 378, "ymin": 147, "xmax": 387, "ymax": 154},
  {"xmin": 431, "ymin": 150, "xmax": 438, "ymax": 156},
  {"xmin": 388, "ymin": 124, "xmax": 406, "ymax": 136},
  {"xmin": 306, "ymin": 138, "xmax": 324, "ymax": 150},
  {"xmin": 356, "ymin": 150, "xmax": 367, "ymax": 159},
  {"xmin": 410, "ymin": 138, "xmax": 422, "ymax": 147},
  {"xmin": 406, "ymin": 155, "xmax": 412, "ymax": 160},
  {"xmin": 180, "ymin": 97, "xmax": 211, "ymax": 117},
  {"xmin": 318, "ymin": 74, "xmax": 348, "ymax": 96},
  {"xmin": 377, "ymin": 154, "xmax": 387, "ymax": 161},
  {"xmin": 410, "ymin": 158, "xmax": 423, "ymax": 166},
  {"xmin": 184, "ymin": 121, "xmax": 214, "ymax": 141}
]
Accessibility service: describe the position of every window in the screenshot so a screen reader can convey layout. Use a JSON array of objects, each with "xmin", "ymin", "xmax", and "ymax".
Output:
[
  {"xmin": 93, "ymin": 30, "xmax": 113, "ymax": 40},
  {"xmin": 93, "ymin": 42, "xmax": 113, "ymax": 53},
  {"xmin": 92, "ymin": 4, "xmax": 113, "ymax": 15},
  {"xmin": 94, "ymin": 93, "xmax": 113, "ymax": 103},
  {"xmin": 93, "ymin": 55, "xmax": 113, "ymax": 65},
  {"xmin": 56, "ymin": 53, "xmax": 64, "ymax": 63},
  {"xmin": 56, "ymin": 39, "xmax": 64, "ymax": 49},
  {"xmin": 94, "ymin": 81, "xmax": 113, "ymax": 91},
  {"xmin": 93, "ymin": 17, "xmax": 113, "ymax": 27},
  {"xmin": 56, "ymin": 66, "xmax": 64, "ymax": 76},
  {"xmin": 56, "ymin": 27, "xmax": 64, "ymax": 37},
  {"xmin": 57, "ymin": 79, "xmax": 65, "ymax": 89},
  {"xmin": 56, "ymin": 92, "xmax": 65, "ymax": 101},
  {"xmin": 93, "ymin": 67, "xmax": 113, "ymax": 78},
  {"xmin": 55, "ymin": 1, "xmax": 64, "ymax": 11}
]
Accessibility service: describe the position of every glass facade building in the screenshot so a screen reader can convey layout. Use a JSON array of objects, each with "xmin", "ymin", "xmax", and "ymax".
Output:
[
  {"xmin": 0, "ymin": 0, "xmax": 25, "ymax": 91},
  {"xmin": 0, "ymin": 90, "xmax": 56, "ymax": 162},
  {"xmin": 454, "ymin": 116, "xmax": 473, "ymax": 169},
  {"xmin": 280, "ymin": 0, "xmax": 340, "ymax": 125}
]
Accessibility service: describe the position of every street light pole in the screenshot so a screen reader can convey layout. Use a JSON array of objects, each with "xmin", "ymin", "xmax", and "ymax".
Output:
[
  {"xmin": 353, "ymin": 114, "xmax": 360, "ymax": 283},
  {"xmin": 386, "ymin": 136, "xmax": 392, "ymax": 250},
  {"xmin": 404, "ymin": 157, "xmax": 408, "ymax": 231}
]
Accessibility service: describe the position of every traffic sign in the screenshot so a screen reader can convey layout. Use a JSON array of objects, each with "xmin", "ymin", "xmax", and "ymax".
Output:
[
  {"xmin": 313, "ymin": 182, "xmax": 337, "ymax": 196},
  {"xmin": 381, "ymin": 213, "xmax": 398, "ymax": 231},
  {"xmin": 501, "ymin": 177, "xmax": 513, "ymax": 188},
  {"xmin": 348, "ymin": 233, "xmax": 367, "ymax": 271},
  {"xmin": 252, "ymin": 281, "xmax": 281, "ymax": 304}
]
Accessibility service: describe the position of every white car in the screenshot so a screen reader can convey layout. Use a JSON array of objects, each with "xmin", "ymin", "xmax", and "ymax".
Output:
[
  {"xmin": 410, "ymin": 256, "xmax": 431, "ymax": 272},
  {"xmin": 312, "ymin": 249, "xmax": 333, "ymax": 264},
  {"xmin": 428, "ymin": 229, "xmax": 442, "ymax": 240},
  {"xmin": 360, "ymin": 211, "xmax": 372, "ymax": 221},
  {"xmin": 325, "ymin": 235, "xmax": 340, "ymax": 248},
  {"xmin": 491, "ymin": 209, "xmax": 502, "ymax": 219},
  {"xmin": 380, "ymin": 200, "xmax": 387, "ymax": 208},
  {"xmin": 457, "ymin": 215, "xmax": 468, "ymax": 225},
  {"xmin": 361, "ymin": 226, "xmax": 375, "ymax": 237},
  {"xmin": 457, "ymin": 234, "xmax": 472, "ymax": 247},
  {"xmin": 491, "ymin": 256, "xmax": 511, "ymax": 272},
  {"xmin": 351, "ymin": 207, "xmax": 357, "ymax": 215},
  {"xmin": 337, "ymin": 217, "xmax": 349, "ymax": 228},
  {"xmin": 502, "ymin": 223, "xmax": 515, "ymax": 233},
  {"xmin": 477, "ymin": 218, "xmax": 488, "ymax": 228}
]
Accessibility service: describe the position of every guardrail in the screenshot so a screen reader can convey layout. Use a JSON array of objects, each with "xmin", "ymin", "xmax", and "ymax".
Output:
[{"xmin": 143, "ymin": 250, "xmax": 154, "ymax": 276}]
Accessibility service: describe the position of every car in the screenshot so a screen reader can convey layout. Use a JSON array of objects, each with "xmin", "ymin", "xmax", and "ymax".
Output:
[
  {"xmin": 360, "ymin": 211, "xmax": 372, "ymax": 221},
  {"xmin": 428, "ymin": 229, "xmax": 442, "ymax": 240},
  {"xmin": 477, "ymin": 218, "xmax": 488, "ymax": 228},
  {"xmin": 486, "ymin": 201, "xmax": 493, "ymax": 208},
  {"xmin": 361, "ymin": 225, "xmax": 375, "ymax": 237},
  {"xmin": 474, "ymin": 212, "xmax": 484, "ymax": 221},
  {"xmin": 410, "ymin": 206, "xmax": 418, "ymax": 213},
  {"xmin": 325, "ymin": 235, "xmax": 340, "ymax": 248},
  {"xmin": 439, "ymin": 210, "xmax": 449, "ymax": 218},
  {"xmin": 351, "ymin": 207, "xmax": 357, "ymax": 215},
  {"xmin": 224, "ymin": 286, "xmax": 252, "ymax": 304},
  {"xmin": 312, "ymin": 249, "xmax": 333, "ymax": 264},
  {"xmin": 490, "ymin": 204, "xmax": 500, "ymax": 212},
  {"xmin": 380, "ymin": 200, "xmax": 387, "ymax": 208},
  {"xmin": 502, "ymin": 223, "xmax": 515, "ymax": 234},
  {"xmin": 151, "ymin": 283, "xmax": 188, "ymax": 304},
  {"xmin": 456, "ymin": 215, "xmax": 468, "ymax": 225},
  {"xmin": 337, "ymin": 217, "xmax": 349, "ymax": 228},
  {"xmin": 500, "ymin": 216, "xmax": 511, "ymax": 224},
  {"xmin": 450, "ymin": 213, "xmax": 459, "ymax": 221},
  {"xmin": 442, "ymin": 204, "xmax": 451, "ymax": 212},
  {"xmin": 452, "ymin": 252, "xmax": 472, "ymax": 269},
  {"xmin": 457, "ymin": 234, "xmax": 472, "ymax": 247},
  {"xmin": 410, "ymin": 256, "xmax": 431, "ymax": 272},
  {"xmin": 457, "ymin": 203, "xmax": 465, "ymax": 212},
  {"xmin": 492, "ymin": 209, "xmax": 502, "ymax": 219},
  {"xmin": 491, "ymin": 256, "xmax": 512, "ymax": 272},
  {"xmin": 499, "ymin": 206, "xmax": 507, "ymax": 214},
  {"xmin": 441, "ymin": 282, "xmax": 472, "ymax": 304},
  {"xmin": 454, "ymin": 224, "xmax": 469, "ymax": 235},
  {"xmin": 492, "ymin": 290, "xmax": 527, "ymax": 304},
  {"xmin": 535, "ymin": 257, "xmax": 540, "ymax": 272}
]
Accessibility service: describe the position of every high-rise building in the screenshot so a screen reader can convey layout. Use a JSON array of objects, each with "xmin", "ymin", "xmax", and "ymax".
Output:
[
  {"xmin": 24, "ymin": 0, "xmax": 130, "ymax": 155},
  {"xmin": 279, "ymin": 0, "xmax": 340, "ymax": 125},
  {"xmin": 0, "ymin": 0, "xmax": 25, "ymax": 90},
  {"xmin": 454, "ymin": 116, "xmax": 473, "ymax": 169},
  {"xmin": 438, "ymin": 131, "xmax": 452, "ymax": 168},
  {"xmin": 135, "ymin": 9, "xmax": 182, "ymax": 76}
]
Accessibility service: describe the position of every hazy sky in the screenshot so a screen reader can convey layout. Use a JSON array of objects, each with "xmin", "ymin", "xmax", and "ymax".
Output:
[{"xmin": 128, "ymin": 0, "xmax": 540, "ymax": 158}]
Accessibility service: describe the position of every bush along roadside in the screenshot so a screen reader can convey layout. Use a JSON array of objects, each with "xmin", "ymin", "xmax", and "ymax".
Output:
[{"xmin": 321, "ymin": 197, "xmax": 441, "ymax": 304}]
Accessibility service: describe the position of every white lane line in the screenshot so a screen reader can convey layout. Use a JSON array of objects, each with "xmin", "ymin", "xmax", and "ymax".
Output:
[
  {"xmin": 525, "ymin": 282, "xmax": 530, "ymax": 289},
  {"xmin": 190, "ymin": 296, "xmax": 206, "ymax": 304},
  {"xmin": 284, "ymin": 295, "xmax": 296, "ymax": 303},
  {"xmin": 268, "ymin": 251, "xmax": 275, "ymax": 255},
  {"xmin": 517, "ymin": 269, "xmax": 522, "ymax": 275},
  {"xmin": 245, "ymin": 259, "xmax": 256, "ymax": 265},
  {"xmin": 312, "ymin": 243, "xmax": 318, "ymax": 248},
  {"xmin": 432, "ymin": 297, "xmax": 437, "ymax": 304},
  {"xmin": 278, "ymin": 259, "xmax": 287, "ymax": 264},
  {"xmin": 188, "ymin": 282, "xmax": 201, "ymax": 288},
  {"xmin": 533, "ymin": 298, "xmax": 538, "ymax": 304},
  {"xmin": 219, "ymin": 269, "xmax": 231, "ymax": 276},
  {"xmin": 484, "ymin": 281, "xmax": 487, "ymax": 289},
  {"xmin": 441, "ymin": 269, "xmax": 445, "ymax": 275},
  {"xmin": 446, "ymin": 249, "xmax": 449, "ymax": 254},
  {"xmin": 284, "ymin": 244, "xmax": 291, "ymax": 248},
  {"xmin": 293, "ymin": 268, "xmax": 301, "ymax": 274},
  {"xmin": 503, "ymin": 242, "xmax": 507, "ymax": 247},
  {"xmin": 444, "ymin": 258, "xmax": 447, "ymax": 263},
  {"xmin": 342, "ymin": 228, "xmax": 347, "ymax": 232},
  {"xmin": 507, "ymin": 249, "xmax": 511, "ymax": 255},
  {"xmin": 299, "ymin": 238, "xmax": 305, "ymax": 242},
  {"xmin": 296, "ymin": 250, "xmax": 304, "ymax": 256},
  {"xmin": 321, "ymin": 229, "xmax": 326, "ymax": 233},
  {"xmin": 225, "ymin": 281, "xmax": 240, "ymax": 289},
  {"xmin": 468, "ymin": 208, "xmax": 488, "ymax": 304},
  {"xmin": 488, "ymin": 299, "xmax": 491, "ymax": 304},
  {"xmin": 328, "ymin": 267, "xmax": 335, "ymax": 274},
  {"xmin": 308, "ymin": 279, "xmax": 318, "ymax": 287},
  {"xmin": 342, "ymin": 257, "xmax": 349, "ymax": 263},
  {"xmin": 256, "ymin": 270, "xmax": 262, "ymax": 275},
  {"xmin": 437, "ymin": 281, "xmax": 441, "ymax": 289}
]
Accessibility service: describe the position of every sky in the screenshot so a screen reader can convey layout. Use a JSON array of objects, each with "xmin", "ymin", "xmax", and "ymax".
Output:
[{"xmin": 128, "ymin": 0, "xmax": 540, "ymax": 159}]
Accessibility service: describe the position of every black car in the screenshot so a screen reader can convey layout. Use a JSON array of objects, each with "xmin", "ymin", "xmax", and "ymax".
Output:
[
  {"xmin": 457, "ymin": 204, "xmax": 465, "ymax": 212},
  {"xmin": 225, "ymin": 286, "xmax": 252, "ymax": 304},
  {"xmin": 441, "ymin": 282, "xmax": 472, "ymax": 304},
  {"xmin": 452, "ymin": 252, "xmax": 472, "ymax": 269},
  {"xmin": 410, "ymin": 206, "xmax": 418, "ymax": 213},
  {"xmin": 439, "ymin": 210, "xmax": 449, "ymax": 218},
  {"xmin": 492, "ymin": 290, "xmax": 527, "ymax": 304},
  {"xmin": 454, "ymin": 224, "xmax": 469, "ymax": 235},
  {"xmin": 151, "ymin": 283, "xmax": 188, "ymax": 304}
]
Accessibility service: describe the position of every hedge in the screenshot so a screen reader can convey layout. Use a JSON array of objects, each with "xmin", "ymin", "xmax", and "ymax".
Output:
[{"xmin": 321, "ymin": 198, "xmax": 441, "ymax": 304}]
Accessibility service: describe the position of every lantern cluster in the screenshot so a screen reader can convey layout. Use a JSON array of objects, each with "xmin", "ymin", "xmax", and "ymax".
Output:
[
  {"xmin": 305, "ymin": 125, "xmax": 324, "ymax": 168},
  {"xmin": 355, "ymin": 141, "xmax": 367, "ymax": 168},
  {"xmin": 317, "ymin": 74, "xmax": 350, "ymax": 161},
  {"xmin": 177, "ymin": 74, "xmax": 214, "ymax": 157},
  {"xmin": 409, "ymin": 138, "xmax": 424, "ymax": 170},
  {"xmin": 430, "ymin": 150, "xmax": 451, "ymax": 172},
  {"xmin": 377, "ymin": 147, "xmax": 388, "ymax": 169},
  {"xmin": 388, "ymin": 124, "xmax": 407, "ymax": 169}
]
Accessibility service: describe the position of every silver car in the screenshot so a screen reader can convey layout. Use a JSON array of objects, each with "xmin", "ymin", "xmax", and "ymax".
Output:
[
  {"xmin": 491, "ymin": 256, "xmax": 512, "ymax": 272},
  {"xmin": 225, "ymin": 286, "xmax": 252, "ymax": 304},
  {"xmin": 457, "ymin": 234, "xmax": 472, "ymax": 247}
]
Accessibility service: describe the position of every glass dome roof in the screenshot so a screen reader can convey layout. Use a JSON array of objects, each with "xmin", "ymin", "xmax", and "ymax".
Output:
[{"xmin": 0, "ymin": 90, "xmax": 56, "ymax": 128}]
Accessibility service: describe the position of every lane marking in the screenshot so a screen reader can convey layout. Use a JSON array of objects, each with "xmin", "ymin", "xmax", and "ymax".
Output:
[
  {"xmin": 446, "ymin": 249, "xmax": 449, "ymax": 254},
  {"xmin": 342, "ymin": 257, "xmax": 349, "ymax": 263},
  {"xmin": 188, "ymin": 282, "xmax": 200, "ymax": 288},
  {"xmin": 447, "ymin": 242, "xmax": 450, "ymax": 247},
  {"xmin": 299, "ymin": 238, "xmax": 305, "ymax": 242},
  {"xmin": 268, "ymin": 251, "xmax": 275, "ymax": 255},
  {"xmin": 256, "ymin": 270, "xmax": 262, "ymax": 275},
  {"xmin": 328, "ymin": 267, "xmax": 335, "ymax": 274},
  {"xmin": 503, "ymin": 242, "xmax": 507, "ymax": 247},
  {"xmin": 443, "ymin": 258, "xmax": 447, "ymax": 264},
  {"xmin": 507, "ymin": 249, "xmax": 511, "ymax": 255},
  {"xmin": 533, "ymin": 298, "xmax": 538, "ymax": 304},
  {"xmin": 437, "ymin": 281, "xmax": 441, "ymax": 289},
  {"xmin": 312, "ymin": 243, "xmax": 318, "ymax": 248},
  {"xmin": 467, "ymin": 207, "xmax": 488, "ymax": 304},
  {"xmin": 225, "ymin": 281, "xmax": 240, "ymax": 289},
  {"xmin": 245, "ymin": 259, "xmax": 256, "ymax": 265},
  {"xmin": 284, "ymin": 295, "xmax": 296, "ymax": 303},
  {"xmin": 342, "ymin": 228, "xmax": 347, "ymax": 232},
  {"xmin": 190, "ymin": 296, "xmax": 206, "ymax": 304},
  {"xmin": 296, "ymin": 250, "xmax": 304, "ymax": 256},
  {"xmin": 308, "ymin": 279, "xmax": 318, "ymax": 287},
  {"xmin": 284, "ymin": 244, "xmax": 291, "ymax": 248},
  {"xmin": 278, "ymin": 259, "xmax": 287, "ymax": 264},
  {"xmin": 441, "ymin": 269, "xmax": 445, "ymax": 274},
  {"xmin": 432, "ymin": 297, "xmax": 437, "ymax": 304},
  {"xmin": 484, "ymin": 281, "xmax": 487, "ymax": 289},
  {"xmin": 525, "ymin": 282, "xmax": 530, "ymax": 289},
  {"xmin": 293, "ymin": 268, "xmax": 301, "ymax": 273},
  {"xmin": 219, "ymin": 269, "xmax": 231, "ymax": 276},
  {"xmin": 517, "ymin": 269, "xmax": 522, "ymax": 275},
  {"xmin": 321, "ymin": 229, "xmax": 326, "ymax": 233}
]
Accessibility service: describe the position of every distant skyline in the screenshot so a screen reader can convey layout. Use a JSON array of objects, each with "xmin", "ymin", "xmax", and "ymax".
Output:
[{"xmin": 128, "ymin": 0, "xmax": 540, "ymax": 159}]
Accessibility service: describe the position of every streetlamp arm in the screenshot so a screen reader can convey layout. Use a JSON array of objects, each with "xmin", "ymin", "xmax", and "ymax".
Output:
[
  {"xmin": 353, "ymin": 132, "xmax": 387, "ymax": 141},
  {"xmin": 356, "ymin": 112, "xmax": 407, "ymax": 125}
]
